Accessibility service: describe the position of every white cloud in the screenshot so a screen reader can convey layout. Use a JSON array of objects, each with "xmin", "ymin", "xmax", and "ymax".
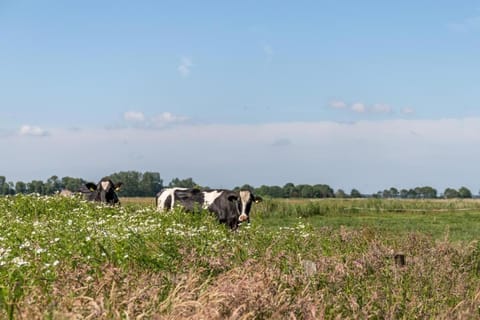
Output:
[
  {"xmin": 121, "ymin": 111, "xmax": 188, "ymax": 129},
  {"xmin": 151, "ymin": 112, "xmax": 188, "ymax": 128},
  {"xmin": 329, "ymin": 100, "xmax": 347, "ymax": 109},
  {"xmin": 331, "ymin": 100, "xmax": 402, "ymax": 115},
  {"xmin": 19, "ymin": 125, "xmax": 48, "ymax": 137},
  {"xmin": 351, "ymin": 103, "xmax": 366, "ymax": 113},
  {"xmin": 178, "ymin": 57, "xmax": 193, "ymax": 77},
  {"xmin": 371, "ymin": 103, "xmax": 392, "ymax": 114},
  {"xmin": 124, "ymin": 111, "xmax": 145, "ymax": 122},
  {"xmin": 401, "ymin": 107, "xmax": 415, "ymax": 115}
]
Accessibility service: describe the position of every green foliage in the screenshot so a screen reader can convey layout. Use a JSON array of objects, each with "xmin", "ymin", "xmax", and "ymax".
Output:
[
  {"xmin": 168, "ymin": 177, "xmax": 197, "ymax": 188},
  {"xmin": 1, "ymin": 196, "xmax": 480, "ymax": 317}
]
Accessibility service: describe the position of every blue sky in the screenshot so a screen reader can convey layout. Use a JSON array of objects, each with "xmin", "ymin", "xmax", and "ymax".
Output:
[{"xmin": 1, "ymin": 1, "xmax": 480, "ymax": 193}]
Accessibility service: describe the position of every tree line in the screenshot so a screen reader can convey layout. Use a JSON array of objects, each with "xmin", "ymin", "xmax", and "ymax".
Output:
[{"xmin": 0, "ymin": 171, "xmax": 476, "ymax": 199}]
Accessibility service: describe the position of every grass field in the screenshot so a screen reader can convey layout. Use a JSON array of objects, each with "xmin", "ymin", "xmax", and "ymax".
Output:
[{"xmin": 1, "ymin": 195, "xmax": 480, "ymax": 319}]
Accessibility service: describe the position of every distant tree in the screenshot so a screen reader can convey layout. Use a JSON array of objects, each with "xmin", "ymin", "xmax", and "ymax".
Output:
[
  {"xmin": 140, "ymin": 172, "xmax": 163, "ymax": 196},
  {"xmin": 312, "ymin": 184, "xmax": 334, "ymax": 198},
  {"xmin": 0, "ymin": 176, "xmax": 9, "ymax": 195},
  {"xmin": 255, "ymin": 185, "xmax": 284, "ymax": 198},
  {"xmin": 61, "ymin": 176, "xmax": 86, "ymax": 192},
  {"xmin": 350, "ymin": 189, "xmax": 362, "ymax": 198},
  {"xmin": 444, "ymin": 188, "xmax": 459, "ymax": 199},
  {"xmin": 458, "ymin": 186, "xmax": 472, "ymax": 199},
  {"xmin": 389, "ymin": 187, "xmax": 399, "ymax": 198},
  {"xmin": 15, "ymin": 181, "xmax": 27, "ymax": 194},
  {"xmin": 298, "ymin": 184, "xmax": 314, "ymax": 198},
  {"xmin": 413, "ymin": 186, "xmax": 437, "ymax": 199},
  {"xmin": 282, "ymin": 182, "xmax": 297, "ymax": 198},
  {"xmin": 335, "ymin": 189, "xmax": 348, "ymax": 198},
  {"xmin": 400, "ymin": 189, "xmax": 409, "ymax": 198},
  {"xmin": 45, "ymin": 175, "xmax": 62, "ymax": 195},
  {"xmin": 27, "ymin": 180, "xmax": 45, "ymax": 194},
  {"xmin": 238, "ymin": 184, "xmax": 254, "ymax": 192},
  {"xmin": 168, "ymin": 177, "xmax": 197, "ymax": 188}
]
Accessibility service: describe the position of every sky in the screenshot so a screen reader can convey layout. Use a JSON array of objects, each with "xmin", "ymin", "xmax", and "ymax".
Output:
[{"xmin": 1, "ymin": 0, "xmax": 480, "ymax": 194}]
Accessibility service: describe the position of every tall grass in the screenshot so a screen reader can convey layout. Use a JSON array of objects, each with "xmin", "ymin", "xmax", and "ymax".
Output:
[{"xmin": 1, "ymin": 195, "xmax": 480, "ymax": 318}]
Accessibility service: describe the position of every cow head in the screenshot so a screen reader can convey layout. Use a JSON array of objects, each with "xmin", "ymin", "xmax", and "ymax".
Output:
[
  {"xmin": 81, "ymin": 178, "xmax": 123, "ymax": 205},
  {"xmin": 237, "ymin": 190, "xmax": 262, "ymax": 223}
]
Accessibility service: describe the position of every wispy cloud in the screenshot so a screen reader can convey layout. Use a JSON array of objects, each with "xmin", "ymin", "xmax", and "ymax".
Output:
[
  {"xmin": 123, "ymin": 111, "xmax": 188, "ymax": 129},
  {"xmin": 351, "ymin": 102, "xmax": 366, "ymax": 113},
  {"xmin": 448, "ymin": 15, "xmax": 480, "ymax": 32},
  {"xmin": 19, "ymin": 125, "xmax": 49, "ymax": 137},
  {"xmin": 401, "ymin": 107, "xmax": 415, "ymax": 115},
  {"xmin": 331, "ymin": 100, "xmax": 402, "ymax": 115},
  {"xmin": 329, "ymin": 100, "xmax": 347, "ymax": 109},
  {"xmin": 124, "ymin": 111, "xmax": 145, "ymax": 122},
  {"xmin": 178, "ymin": 57, "xmax": 193, "ymax": 77},
  {"xmin": 371, "ymin": 103, "xmax": 392, "ymax": 114},
  {"xmin": 151, "ymin": 112, "xmax": 188, "ymax": 128},
  {"xmin": 263, "ymin": 44, "xmax": 274, "ymax": 62}
]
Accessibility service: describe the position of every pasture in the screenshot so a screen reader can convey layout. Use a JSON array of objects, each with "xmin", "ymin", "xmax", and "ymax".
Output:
[{"xmin": 1, "ymin": 195, "xmax": 480, "ymax": 319}]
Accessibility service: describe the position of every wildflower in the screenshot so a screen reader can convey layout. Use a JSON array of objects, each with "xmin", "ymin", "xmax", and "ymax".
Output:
[{"xmin": 12, "ymin": 256, "xmax": 29, "ymax": 266}]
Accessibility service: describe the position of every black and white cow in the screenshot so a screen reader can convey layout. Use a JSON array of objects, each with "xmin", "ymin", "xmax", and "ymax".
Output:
[
  {"xmin": 156, "ymin": 188, "xmax": 261, "ymax": 229},
  {"xmin": 79, "ymin": 177, "xmax": 123, "ymax": 205},
  {"xmin": 236, "ymin": 190, "xmax": 262, "ymax": 223}
]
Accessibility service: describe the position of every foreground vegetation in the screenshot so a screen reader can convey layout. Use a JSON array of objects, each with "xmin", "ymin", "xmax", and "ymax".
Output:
[{"xmin": 1, "ymin": 195, "xmax": 480, "ymax": 319}]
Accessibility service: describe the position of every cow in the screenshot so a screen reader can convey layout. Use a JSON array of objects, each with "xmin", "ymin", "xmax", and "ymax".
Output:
[
  {"xmin": 79, "ymin": 177, "xmax": 123, "ymax": 205},
  {"xmin": 156, "ymin": 188, "xmax": 262, "ymax": 229}
]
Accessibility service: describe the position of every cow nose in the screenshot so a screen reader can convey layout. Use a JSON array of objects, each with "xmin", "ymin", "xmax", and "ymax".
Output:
[{"xmin": 238, "ymin": 213, "xmax": 248, "ymax": 222}]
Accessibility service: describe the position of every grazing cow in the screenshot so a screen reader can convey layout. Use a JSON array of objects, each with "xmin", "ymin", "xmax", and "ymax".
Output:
[
  {"xmin": 79, "ymin": 177, "xmax": 123, "ymax": 205},
  {"xmin": 156, "ymin": 188, "xmax": 262, "ymax": 229}
]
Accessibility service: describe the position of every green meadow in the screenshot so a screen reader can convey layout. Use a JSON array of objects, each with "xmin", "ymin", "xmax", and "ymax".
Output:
[{"xmin": 1, "ymin": 195, "xmax": 480, "ymax": 319}]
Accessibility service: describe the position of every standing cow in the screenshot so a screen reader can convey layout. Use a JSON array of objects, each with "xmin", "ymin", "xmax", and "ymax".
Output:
[
  {"xmin": 156, "ymin": 188, "xmax": 262, "ymax": 229},
  {"xmin": 79, "ymin": 177, "xmax": 123, "ymax": 205}
]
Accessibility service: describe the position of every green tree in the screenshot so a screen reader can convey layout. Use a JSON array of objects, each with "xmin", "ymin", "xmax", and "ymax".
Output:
[
  {"xmin": 312, "ymin": 184, "xmax": 334, "ymax": 198},
  {"xmin": 413, "ymin": 186, "xmax": 437, "ymax": 199},
  {"xmin": 140, "ymin": 172, "xmax": 163, "ymax": 196},
  {"xmin": 0, "ymin": 176, "xmax": 9, "ymax": 195},
  {"xmin": 27, "ymin": 180, "xmax": 45, "ymax": 194},
  {"xmin": 458, "ymin": 186, "xmax": 472, "ymax": 199},
  {"xmin": 15, "ymin": 181, "xmax": 26, "ymax": 194},
  {"xmin": 443, "ymin": 188, "xmax": 459, "ymax": 199},
  {"xmin": 61, "ymin": 176, "xmax": 86, "ymax": 192},
  {"xmin": 283, "ymin": 183, "xmax": 298, "ymax": 198},
  {"xmin": 168, "ymin": 177, "xmax": 197, "ymax": 188},
  {"xmin": 350, "ymin": 189, "xmax": 362, "ymax": 198},
  {"xmin": 335, "ymin": 189, "xmax": 348, "ymax": 198},
  {"xmin": 109, "ymin": 171, "xmax": 143, "ymax": 196},
  {"xmin": 298, "ymin": 184, "xmax": 314, "ymax": 198},
  {"xmin": 45, "ymin": 175, "xmax": 62, "ymax": 195}
]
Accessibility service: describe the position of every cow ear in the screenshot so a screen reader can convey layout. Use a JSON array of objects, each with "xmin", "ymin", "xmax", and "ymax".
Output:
[
  {"xmin": 227, "ymin": 195, "xmax": 238, "ymax": 202},
  {"xmin": 86, "ymin": 183, "xmax": 97, "ymax": 191},
  {"xmin": 114, "ymin": 182, "xmax": 123, "ymax": 191},
  {"xmin": 191, "ymin": 188, "xmax": 201, "ymax": 194},
  {"xmin": 254, "ymin": 195, "xmax": 263, "ymax": 203}
]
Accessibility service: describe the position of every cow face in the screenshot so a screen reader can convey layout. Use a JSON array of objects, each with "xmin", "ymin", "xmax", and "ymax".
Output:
[
  {"xmin": 238, "ymin": 190, "xmax": 262, "ymax": 223},
  {"xmin": 81, "ymin": 178, "xmax": 123, "ymax": 205}
]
